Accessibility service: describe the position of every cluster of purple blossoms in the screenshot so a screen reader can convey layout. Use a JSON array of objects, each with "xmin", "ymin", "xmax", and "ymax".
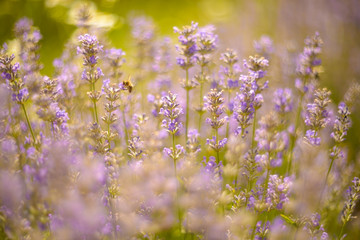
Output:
[
  {"xmin": 77, "ymin": 34, "xmax": 104, "ymax": 123},
  {"xmin": 204, "ymin": 89, "xmax": 228, "ymax": 130},
  {"xmin": 160, "ymin": 92, "xmax": 185, "ymax": 159},
  {"xmin": 341, "ymin": 177, "xmax": 360, "ymax": 228},
  {"xmin": 77, "ymin": 34, "xmax": 104, "ymax": 82},
  {"xmin": 255, "ymin": 113, "xmax": 288, "ymax": 168},
  {"xmin": 304, "ymin": 213, "xmax": 329, "ymax": 240},
  {"xmin": 331, "ymin": 102, "xmax": 351, "ymax": 143},
  {"xmin": 186, "ymin": 129, "xmax": 201, "ymax": 155},
  {"xmin": 243, "ymin": 55, "xmax": 269, "ymax": 82},
  {"xmin": 174, "ymin": 21, "xmax": 198, "ymax": 70},
  {"xmin": 14, "ymin": 17, "xmax": 43, "ymax": 77},
  {"xmin": 266, "ymin": 175, "xmax": 292, "ymax": 210},
  {"xmin": 206, "ymin": 136, "xmax": 228, "ymax": 153},
  {"xmin": 233, "ymin": 75, "xmax": 262, "ymax": 137},
  {"xmin": 219, "ymin": 49, "xmax": 241, "ymax": 92},
  {"xmin": 254, "ymin": 221, "xmax": 270, "ymax": 240},
  {"xmin": 0, "ymin": 47, "xmax": 28, "ymax": 104},
  {"xmin": 254, "ymin": 35, "xmax": 274, "ymax": 59},
  {"xmin": 159, "ymin": 91, "xmax": 183, "ymax": 135},
  {"xmin": 304, "ymin": 88, "xmax": 331, "ymax": 145},
  {"xmin": 295, "ymin": 32, "xmax": 323, "ymax": 93},
  {"xmin": 204, "ymin": 89, "xmax": 228, "ymax": 156},
  {"xmin": 104, "ymin": 48, "xmax": 125, "ymax": 79},
  {"xmin": 273, "ymin": 88, "xmax": 293, "ymax": 114}
]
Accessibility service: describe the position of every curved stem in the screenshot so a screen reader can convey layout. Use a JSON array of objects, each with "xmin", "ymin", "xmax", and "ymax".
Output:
[
  {"xmin": 251, "ymin": 110, "xmax": 257, "ymax": 149},
  {"xmin": 287, "ymin": 94, "xmax": 304, "ymax": 175},
  {"xmin": 92, "ymin": 81, "xmax": 99, "ymax": 123},
  {"xmin": 185, "ymin": 69, "xmax": 189, "ymax": 143},
  {"xmin": 21, "ymin": 103, "xmax": 36, "ymax": 144}
]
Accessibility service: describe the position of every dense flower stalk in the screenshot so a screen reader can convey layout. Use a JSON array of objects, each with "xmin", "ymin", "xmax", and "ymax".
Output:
[
  {"xmin": 174, "ymin": 21, "xmax": 198, "ymax": 142},
  {"xmin": 160, "ymin": 91, "xmax": 184, "ymax": 163},
  {"xmin": 77, "ymin": 34, "xmax": 104, "ymax": 123},
  {"xmin": 194, "ymin": 25, "xmax": 217, "ymax": 132},
  {"xmin": 205, "ymin": 89, "xmax": 227, "ymax": 163},
  {"xmin": 339, "ymin": 177, "xmax": 360, "ymax": 239},
  {"xmin": 304, "ymin": 88, "xmax": 331, "ymax": 145},
  {"xmin": 219, "ymin": 49, "xmax": 240, "ymax": 138},
  {"xmin": 288, "ymin": 33, "xmax": 323, "ymax": 174},
  {"xmin": 0, "ymin": 46, "xmax": 36, "ymax": 144}
]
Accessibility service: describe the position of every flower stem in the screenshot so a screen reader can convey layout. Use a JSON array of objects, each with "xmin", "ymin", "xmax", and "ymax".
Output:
[
  {"xmin": 287, "ymin": 94, "xmax": 304, "ymax": 175},
  {"xmin": 21, "ymin": 103, "xmax": 36, "ymax": 144},
  {"xmin": 92, "ymin": 81, "xmax": 99, "ymax": 123},
  {"xmin": 185, "ymin": 68, "xmax": 189, "ymax": 143},
  {"xmin": 251, "ymin": 110, "xmax": 257, "ymax": 149}
]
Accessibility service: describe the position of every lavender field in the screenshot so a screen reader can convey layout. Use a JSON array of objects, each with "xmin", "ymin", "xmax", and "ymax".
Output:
[{"xmin": 0, "ymin": 1, "xmax": 360, "ymax": 239}]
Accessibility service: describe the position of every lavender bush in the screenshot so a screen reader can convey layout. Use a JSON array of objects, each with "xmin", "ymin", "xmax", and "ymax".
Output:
[{"xmin": 0, "ymin": 10, "xmax": 360, "ymax": 240}]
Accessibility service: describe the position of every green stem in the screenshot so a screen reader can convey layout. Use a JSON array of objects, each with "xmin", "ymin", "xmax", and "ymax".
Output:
[
  {"xmin": 215, "ymin": 128, "xmax": 220, "ymax": 164},
  {"xmin": 226, "ymin": 91, "xmax": 231, "ymax": 140},
  {"xmin": 338, "ymin": 222, "xmax": 346, "ymax": 240},
  {"xmin": 21, "ymin": 103, "xmax": 36, "ymax": 144},
  {"xmin": 287, "ymin": 94, "xmax": 304, "ymax": 175},
  {"xmin": 185, "ymin": 68, "xmax": 189, "ymax": 143},
  {"xmin": 122, "ymin": 108, "xmax": 129, "ymax": 150},
  {"xmin": 319, "ymin": 155, "xmax": 336, "ymax": 205},
  {"xmin": 198, "ymin": 82, "xmax": 204, "ymax": 132},
  {"xmin": 92, "ymin": 81, "xmax": 99, "ymax": 123},
  {"xmin": 263, "ymin": 167, "xmax": 270, "ymax": 200},
  {"xmin": 251, "ymin": 110, "xmax": 257, "ymax": 149}
]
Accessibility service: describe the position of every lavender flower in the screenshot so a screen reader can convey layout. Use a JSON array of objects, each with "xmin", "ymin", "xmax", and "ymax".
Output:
[
  {"xmin": 174, "ymin": 21, "xmax": 198, "ymax": 70},
  {"xmin": 160, "ymin": 92, "xmax": 184, "ymax": 161},
  {"xmin": 340, "ymin": 177, "xmax": 360, "ymax": 236},
  {"xmin": 331, "ymin": 102, "xmax": 351, "ymax": 143},
  {"xmin": 295, "ymin": 32, "xmax": 323, "ymax": 93},
  {"xmin": 254, "ymin": 35, "xmax": 274, "ymax": 59},
  {"xmin": 77, "ymin": 34, "xmax": 103, "ymax": 123},
  {"xmin": 304, "ymin": 88, "xmax": 331, "ymax": 145},
  {"xmin": 159, "ymin": 91, "xmax": 183, "ymax": 135},
  {"xmin": 204, "ymin": 89, "xmax": 227, "ymax": 130},
  {"xmin": 233, "ymin": 75, "xmax": 261, "ymax": 137},
  {"xmin": 266, "ymin": 175, "xmax": 292, "ymax": 210},
  {"xmin": 274, "ymin": 88, "xmax": 293, "ymax": 114}
]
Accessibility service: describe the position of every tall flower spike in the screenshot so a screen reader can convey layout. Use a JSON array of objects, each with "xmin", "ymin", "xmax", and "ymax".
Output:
[
  {"xmin": 195, "ymin": 25, "xmax": 218, "ymax": 128},
  {"xmin": 160, "ymin": 92, "xmax": 184, "ymax": 161},
  {"xmin": 0, "ymin": 46, "xmax": 36, "ymax": 144},
  {"xmin": 304, "ymin": 88, "xmax": 331, "ymax": 145},
  {"xmin": 295, "ymin": 32, "xmax": 323, "ymax": 93},
  {"xmin": 174, "ymin": 21, "xmax": 198, "ymax": 142},
  {"xmin": 273, "ymin": 88, "xmax": 293, "ymax": 115},
  {"xmin": 340, "ymin": 177, "xmax": 360, "ymax": 239},
  {"xmin": 77, "ymin": 34, "xmax": 103, "ymax": 123},
  {"xmin": 205, "ymin": 89, "xmax": 227, "ymax": 162},
  {"xmin": 254, "ymin": 35, "xmax": 274, "ymax": 59},
  {"xmin": 233, "ymin": 75, "xmax": 262, "ymax": 138}
]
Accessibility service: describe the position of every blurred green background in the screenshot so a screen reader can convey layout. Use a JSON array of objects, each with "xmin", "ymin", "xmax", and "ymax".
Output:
[{"xmin": 1, "ymin": 0, "xmax": 360, "ymax": 162}]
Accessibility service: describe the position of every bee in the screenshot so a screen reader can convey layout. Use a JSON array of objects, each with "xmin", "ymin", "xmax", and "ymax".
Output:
[{"xmin": 122, "ymin": 75, "xmax": 133, "ymax": 93}]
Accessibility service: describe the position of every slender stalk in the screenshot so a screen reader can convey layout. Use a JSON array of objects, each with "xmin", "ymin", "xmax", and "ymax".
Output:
[
  {"xmin": 251, "ymin": 110, "xmax": 257, "ymax": 149},
  {"xmin": 263, "ymin": 167, "xmax": 270, "ymax": 200},
  {"xmin": 226, "ymin": 91, "xmax": 231, "ymax": 139},
  {"xmin": 172, "ymin": 133, "xmax": 176, "ymax": 176},
  {"xmin": 287, "ymin": 94, "xmax": 304, "ymax": 175},
  {"xmin": 185, "ymin": 68, "xmax": 189, "ymax": 143},
  {"xmin": 319, "ymin": 155, "xmax": 336, "ymax": 205},
  {"xmin": 92, "ymin": 81, "xmax": 99, "ymax": 123},
  {"xmin": 198, "ymin": 82, "xmax": 204, "ymax": 132},
  {"xmin": 338, "ymin": 222, "xmax": 345, "ymax": 240},
  {"xmin": 122, "ymin": 108, "xmax": 129, "ymax": 150},
  {"xmin": 21, "ymin": 103, "xmax": 36, "ymax": 144}
]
